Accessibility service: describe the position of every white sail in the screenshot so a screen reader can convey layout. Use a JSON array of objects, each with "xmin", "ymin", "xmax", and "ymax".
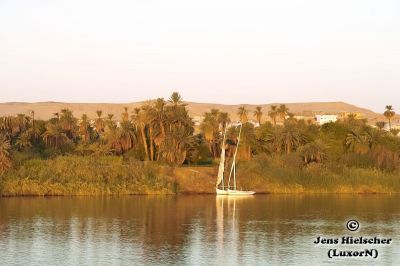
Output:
[
  {"xmin": 216, "ymin": 145, "xmax": 225, "ymax": 187},
  {"xmin": 216, "ymin": 126, "xmax": 227, "ymax": 188}
]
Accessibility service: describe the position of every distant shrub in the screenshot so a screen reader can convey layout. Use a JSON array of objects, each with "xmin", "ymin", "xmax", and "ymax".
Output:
[
  {"xmin": 340, "ymin": 152, "xmax": 374, "ymax": 169},
  {"xmin": 368, "ymin": 146, "xmax": 400, "ymax": 171},
  {"xmin": 298, "ymin": 140, "xmax": 327, "ymax": 164},
  {"xmin": 282, "ymin": 152, "xmax": 304, "ymax": 169}
]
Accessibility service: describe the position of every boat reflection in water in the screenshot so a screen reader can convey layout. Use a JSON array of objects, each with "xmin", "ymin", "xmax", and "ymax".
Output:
[{"xmin": 215, "ymin": 195, "xmax": 255, "ymax": 265}]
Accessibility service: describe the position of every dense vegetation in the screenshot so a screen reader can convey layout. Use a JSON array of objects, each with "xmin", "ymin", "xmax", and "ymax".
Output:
[{"xmin": 0, "ymin": 92, "xmax": 399, "ymax": 195}]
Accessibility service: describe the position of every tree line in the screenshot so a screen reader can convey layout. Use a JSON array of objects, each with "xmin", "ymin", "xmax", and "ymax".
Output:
[{"xmin": 0, "ymin": 92, "xmax": 399, "ymax": 175}]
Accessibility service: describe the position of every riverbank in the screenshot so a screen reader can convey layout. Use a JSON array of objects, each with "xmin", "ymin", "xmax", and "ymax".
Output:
[{"xmin": 1, "ymin": 155, "xmax": 400, "ymax": 196}]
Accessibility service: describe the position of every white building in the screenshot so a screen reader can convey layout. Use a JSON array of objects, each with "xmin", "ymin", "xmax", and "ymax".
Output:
[
  {"xmin": 192, "ymin": 116, "xmax": 204, "ymax": 126},
  {"xmin": 315, "ymin": 115, "xmax": 337, "ymax": 125},
  {"xmin": 228, "ymin": 121, "xmax": 242, "ymax": 128},
  {"xmin": 248, "ymin": 119, "xmax": 260, "ymax": 127},
  {"xmin": 226, "ymin": 120, "xmax": 260, "ymax": 128}
]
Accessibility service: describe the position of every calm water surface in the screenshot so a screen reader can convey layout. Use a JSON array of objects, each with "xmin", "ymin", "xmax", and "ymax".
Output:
[{"xmin": 1, "ymin": 195, "xmax": 399, "ymax": 265}]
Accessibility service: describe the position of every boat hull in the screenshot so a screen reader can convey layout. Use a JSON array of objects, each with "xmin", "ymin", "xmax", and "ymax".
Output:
[
  {"xmin": 216, "ymin": 188, "xmax": 255, "ymax": 195},
  {"xmin": 216, "ymin": 188, "xmax": 229, "ymax": 195},
  {"xmin": 227, "ymin": 189, "xmax": 256, "ymax": 195}
]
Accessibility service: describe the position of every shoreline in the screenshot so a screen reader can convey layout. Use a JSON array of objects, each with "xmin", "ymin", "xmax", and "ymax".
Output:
[{"xmin": 2, "ymin": 191, "xmax": 400, "ymax": 198}]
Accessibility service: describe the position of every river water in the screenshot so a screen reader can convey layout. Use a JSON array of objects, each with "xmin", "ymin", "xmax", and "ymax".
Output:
[{"xmin": 0, "ymin": 195, "xmax": 399, "ymax": 265}]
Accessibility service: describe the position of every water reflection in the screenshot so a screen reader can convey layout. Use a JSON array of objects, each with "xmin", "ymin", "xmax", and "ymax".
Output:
[
  {"xmin": 0, "ymin": 195, "xmax": 399, "ymax": 265},
  {"xmin": 215, "ymin": 195, "xmax": 255, "ymax": 265}
]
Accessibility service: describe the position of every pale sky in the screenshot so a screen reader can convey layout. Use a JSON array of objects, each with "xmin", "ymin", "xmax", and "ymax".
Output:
[{"xmin": 1, "ymin": 0, "xmax": 399, "ymax": 112}]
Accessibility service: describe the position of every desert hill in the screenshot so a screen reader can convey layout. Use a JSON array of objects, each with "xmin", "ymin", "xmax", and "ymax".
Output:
[{"xmin": 0, "ymin": 101, "xmax": 394, "ymax": 124}]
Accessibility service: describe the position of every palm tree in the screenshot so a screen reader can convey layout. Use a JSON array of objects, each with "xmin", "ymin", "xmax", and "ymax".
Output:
[
  {"xmin": 134, "ymin": 108, "xmax": 150, "ymax": 160},
  {"xmin": 8, "ymin": 116, "xmax": 20, "ymax": 136},
  {"xmin": 159, "ymin": 127, "xmax": 195, "ymax": 165},
  {"xmin": 16, "ymin": 131, "xmax": 32, "ymax": 150},
  {"xmin": 264, "ymin": 127, "xmax": 283, "ymax": 153},
  {"xmin": 165, "ymin": 100, "xmax": 191, "ymax": 131},
  {"xmin": 119, "ymin": 120, "xmax": 136, "ymax": 153},
  {"xmin": 285, "ymin": 112, "xmax": 297, "ymax": 126},
  {"xmin": 30, "ymin": 110, "xmax": 35, "ymax": 134},
  {"xmin": 79, "ymin": 114, "xmax": 91, "ymax": 143},
  {"xmin": 16, "ymin": 113, "xmax": 29, "ymax": 133},
  {"xmin": 131, "ymin": 108, "xmax": 141, "ymax": 130},
  {"xmin": 28, "ymin": 110, "xmax": 40, "ymax": 141},
  {"xmin": 347, "ymin": 113, "xmax": 357, "ymax": 121},
  {"xmin": 268, "ymin": 105, "xmax": 278, "ymax": 126},
  {"xmin": 95, "ymin": 110, "xmax": 105, "ymax": 133},
  {"xmin": 366, "ymin": 128, "xmax": 383, "ymax": 150},
  {"xmin": 299, "ymin": 140, "xmax": 327, "ymax": 164},
  {"xmin": 0, "ymin": 117, "xmax": 13, "ymax": 136},
  {"xmin": 104, "ymin": 127, "xmax": 123, "ymax": 155},
  {"xmin": 278, "ymin": 104, "xmax": 289, "ymax": 122},
  {"xmin": 344, "ymin": 129, "xmax": 372, "ymax": 154},
  {"xmin": 237, "ymin": 105, "xmax": 248, "ymax": 123},
  {"xmin": 152, "ymin": 99, "xmax": 168, "ymax": 160},
  {"xmin": 142, "ymin": 104, "xmax": 157, "ymax": 160},
  {"xmin": 157, "ymin": 94, "xmax": 195, "ymax": 164},
  {"xmin": 0, "ymin": 135, "xmax": 11, "ymax": 154},
  {"xmin": 43, "ymin": 124, "xmax": 68, "ymax": 148},
  {"xmin": 280, "ymin": 124, "xmax": 305, "ymax": 154},
  {"xmin": 218, "ymin": 112, "xmax": 230, "ymax": 131},
  {"xmin": 59, "ymin": 108, "xmax": 77, "ymax": 139},
  {"xmin": 0, "ymin": 134, "xmax": 12, "ymax": 174},
  {"xmin": 121, "ymin": 107, "xmax": 129, "ymax": 122},
  {"xmin": 106, "ymin": 114, "xmax": 115, "ymax": 129},
  {"xmin": 253, "ymin": 106, "xmax": 263, "ymax": 125},
  {"xmin": 239, "ymin": 122, "xmax": 256, "ymax": 160},
  {"xmin": 154, "ymin": 98, "xmax": 167, "ymax": 138},
  {"xmin": 200, "ymin": 111, "xmax": 220, "ymax": 157},
  {"xmin": 383, "ymin": 105, "xmax": 395, "ymax": 130},
  {"xmin": 375, "ymin": 121, "xmax": 386, "ymax": 130},
  {"xmin": 200, "ymin": 109, "xmax": 228, "ymax": 158},
  {"xmin": 169, "ymin": 91, "xmax": 183, "ymax": 106}
]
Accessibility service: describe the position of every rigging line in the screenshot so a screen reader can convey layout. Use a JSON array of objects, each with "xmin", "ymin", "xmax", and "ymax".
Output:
[{"xmin": 221, "ymin": 124, "xmax": 228, "ymax": 189}]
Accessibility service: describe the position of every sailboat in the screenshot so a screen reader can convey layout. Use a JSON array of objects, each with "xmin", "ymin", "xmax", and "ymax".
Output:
[{"xmin": 216, "ymin": 123, "xmax": 255, "ymax": 195}]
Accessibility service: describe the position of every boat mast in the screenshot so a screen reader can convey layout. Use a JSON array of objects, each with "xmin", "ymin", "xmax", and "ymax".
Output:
[
  {"xmin": 233, "ymin": 160, "xmax": 236, "ymax": 190},
  {"xmin": 228, "ymin": 123, "xmax": 242, "ymax": 190}
]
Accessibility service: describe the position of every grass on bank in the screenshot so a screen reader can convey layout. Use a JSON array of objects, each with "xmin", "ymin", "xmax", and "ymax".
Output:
[
  {"xmin": 1, "ymin": 155, "xmax": 400, "ymax": 196},
  {"xmin": 237, "ymin": 154, "xmax": 400, "ymax": 194},
  {"xmin": 0, "ymin": 156, "xmax": 176, "ymax": 196}
]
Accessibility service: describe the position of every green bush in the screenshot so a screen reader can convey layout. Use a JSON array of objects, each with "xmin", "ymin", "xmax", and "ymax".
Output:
[{"xmin": 0, "ymin": 156, "xmax": 175, "ymax": 196}]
